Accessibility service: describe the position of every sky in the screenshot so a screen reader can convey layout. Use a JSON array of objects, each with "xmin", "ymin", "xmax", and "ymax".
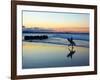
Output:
[{"xmin": 22, "ymin": 10, "xmax": 89, "ymax": 33}]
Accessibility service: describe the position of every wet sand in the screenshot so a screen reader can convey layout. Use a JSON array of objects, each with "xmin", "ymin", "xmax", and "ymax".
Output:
[{"xmin": 22, "ymin": 41, "xmax": 89, "ymax": 69}]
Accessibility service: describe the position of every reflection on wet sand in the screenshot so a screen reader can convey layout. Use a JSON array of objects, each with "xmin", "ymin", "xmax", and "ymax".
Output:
[
  {"xmin": 67, "ymin": 46, "xmax": 76, "ymax": 59},
  {"xmin": 22, "ymin": 41, "xmax": 89, "ymax": 69}
]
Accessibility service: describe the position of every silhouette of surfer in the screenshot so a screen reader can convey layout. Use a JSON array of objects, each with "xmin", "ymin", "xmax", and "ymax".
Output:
[{"xmin": 67, "ymin": 37, "xmax": 76, "ymax": 46}]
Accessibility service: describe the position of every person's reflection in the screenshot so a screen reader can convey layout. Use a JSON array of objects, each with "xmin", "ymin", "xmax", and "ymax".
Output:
[{"xmin": 67, "ymin": 46, "xmax": 76, "ymax": 59}]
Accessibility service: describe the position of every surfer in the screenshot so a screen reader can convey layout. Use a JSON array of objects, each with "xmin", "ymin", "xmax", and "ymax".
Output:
[{"xmin": 67, "ymin": 37, "xmax": 76, "ymax": 46}]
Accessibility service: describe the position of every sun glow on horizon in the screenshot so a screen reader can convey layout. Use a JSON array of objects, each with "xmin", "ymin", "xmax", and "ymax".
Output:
[{"xmin": 23, "ymin": 11, "xmax": 89, "ymax": 33}]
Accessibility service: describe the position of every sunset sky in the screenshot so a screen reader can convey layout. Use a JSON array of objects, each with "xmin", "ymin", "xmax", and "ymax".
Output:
[{"xmin": 22, "ymin": 11, "xmax": 89, "ymax": 33}]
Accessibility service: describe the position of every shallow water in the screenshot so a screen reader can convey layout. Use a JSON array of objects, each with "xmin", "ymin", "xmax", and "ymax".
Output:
[
  {"xmin": 23, "ymin": 33, "xmax": 89, "ymax": 41},
  {"xmin": 22, "ymin": 41, "xmax": 89, "ymax": 69}
]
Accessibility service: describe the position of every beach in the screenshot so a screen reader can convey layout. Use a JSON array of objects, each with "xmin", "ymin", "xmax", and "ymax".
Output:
[{"xmin": 22, "ymin": 34, "xmax": 89, "ymax": 69}]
